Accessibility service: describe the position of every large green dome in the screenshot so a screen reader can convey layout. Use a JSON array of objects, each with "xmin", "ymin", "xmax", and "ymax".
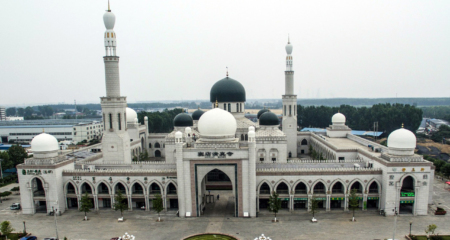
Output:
[
  {"xmin": 259, "ymin": 112, "xmax": 279, "ymax": 126},
  {"xmin": 210, "ymin": 77, "xmax": 246, "ymax": 102},
  {"xmin": 257, "ymin": 109, "xmax": 270, "ymax": 119},
  {"xmin": 192, "ymin": 109, "xmax": 205, "ymax": 120},
  {"xmin": 173, "ymin": 113, "xmax": 193, "ymax": 127}
]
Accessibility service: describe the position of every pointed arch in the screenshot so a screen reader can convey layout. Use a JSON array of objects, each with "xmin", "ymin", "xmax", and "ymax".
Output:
[
  {"xmin": 130, "ymin": 180, "xmax": 146, "ymax": 195},
  {"xmin": 165, "ymin": 180, "xmax": 177, "ymax": 195},
  {"xmin": 148, "ymin": 180, "xmax": 164, "ymax": 195},
  {"xmin": 366, "ymin": 178, "xmax": 381, "ymax": 194},
  {"xmin": 154, "ymin": 142, "xmax": 161, "ymax": 148},
  {"xmin": 301, "ymin": 139, "xmax": 308, "ymax": 145},
  {"xmin": 112, "ymin": 180, "xmax": 129, "ymax": 195},
  {"xmin": 96, "ymin": 181, "xmax": 111, "ymax": 195},
  {"xmin": 398, "ymin": 174, "xmax": 417, "ymax": 187},
  {"xmin": 257, "ymin": 180, "xmax": 272, "ymax": 195},
  {"xmin": 274, "ymin": 179, "xmax": 291, "ymax": 194},
  {"xmin": 311, "ymin": 179, "xmax": 327, "ymax": 194},
  {"xmin": 330, "ymin": 179, "xmax": 346, "ymax": 194},
  {"xmin": 293, "ymin": 180, "xmax": 309, "ymax": 194},
  {"xmin": 79, "ymin": 180, "xmax": 95, "ymax": 195},
  {"xmin": 347, "ymin": 179, "xmax": 365, "ymax": 194},
  {"xmin": 64, "ymin": 180, "xmax": 78, "ymax": 195}
]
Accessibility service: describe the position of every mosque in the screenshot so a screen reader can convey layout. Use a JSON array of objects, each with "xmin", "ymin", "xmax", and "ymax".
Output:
[{"xmin": 17, "ymin": 5, "xmax": 434, "ymax": 218}]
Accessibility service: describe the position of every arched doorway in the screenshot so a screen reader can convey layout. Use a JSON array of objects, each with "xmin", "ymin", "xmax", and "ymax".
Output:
[
  {"xmin": 198, "ymin": 168, "xmax": 235, "ymax": 217},
  {"xmin": 155, "ymin": 150, "xmax": 161, "ymax": 157},
  {"xmin": 80, "ymin": 182, "xmax": 95, "ymax": 210},
  {"xmin": 166, "ymin": 182, "xmax": 178, "ymax": 210},
  {"xmin": 400, "ymin": 176, "xmax": 415, "ymax": 214},
  {"xmin": 31, "ymin": 178, "xmax": 47, "ymax": 213},
  {"xmin": 66, "ymin": 182, "xmax": 78, "ymax": 209},
  {"xmin": 131, "ymin": 182, "xmax": 145, "ymax": 210},
  {"xmin": 330, "ymin": 182, "xmax": 345, "ymax": 210},
  {"xmin": 367, "ymin": 181, "xmax": 380, "ymax": 209},
  {"xmin": 293, "ymin": 182, "xmax": 308, "ymax": 211},
  {"xmin": 313, "ymin": 182, "xmax": 326, "ymax": 209},
  {"xmin": 97, "ymin": 182, "xmax": 111, "ymax": 209},
  {"xmin": 276, "ymin": 182, "xmax": 290, "ymax": 210}
]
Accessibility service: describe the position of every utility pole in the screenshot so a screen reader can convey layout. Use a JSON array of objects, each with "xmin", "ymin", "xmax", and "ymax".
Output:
[
  {"xmin": 392, "ymin": 206, "xmax": 398, "ymax": 240},
  {"xmin": 52, "ymin": 206, "xmax": 59, "ymax": 239}
]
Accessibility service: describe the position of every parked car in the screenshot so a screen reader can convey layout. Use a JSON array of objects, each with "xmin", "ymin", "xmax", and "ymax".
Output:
[
  {"xmin": 20, "ymin": 236, "xmax": 37, "ymax": 240},
  {"xmin": 10, "ymin": 203, "xmax": 21, "ymax": 210}
]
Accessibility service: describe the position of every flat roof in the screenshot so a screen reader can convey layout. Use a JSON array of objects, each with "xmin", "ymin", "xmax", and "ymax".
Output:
[{"xmin": 325, "ymin": 137, "xmax": 382, "ymax": 157}]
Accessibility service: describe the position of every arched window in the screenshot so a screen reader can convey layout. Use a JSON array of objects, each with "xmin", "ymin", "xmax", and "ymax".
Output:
[
  {"xmin": 276, "ymin": 182, "xmax": 289, "ymax": 194},
  {"xmin": 241, "ymin": 134, "xmax": 244, "ymax": 141},
  {"xmin": 260, "ymin": 183, "xmax": 270, "ymax": 194},
  {"xmin": 115, "ymin": 182, "xmax": 126, "ymax": 194},
  {"xmin": 284, "ymin": 106, "xmax": 286, "ymax": 116},
  {"xmin": 98, "ymin": 182, "xmax": 109, "ymax": 194},
  {"xmin": 313, "ymin": 182, "xmax": 325, "ymax": 194},
  {"xmin": 295, "ymin": 182, "xmax": 307, "ymax": 194},
  {"xmin": 132, "ymin": 183, "xmax": 144, "ymax": 194},
  {"xmin": 149, "ymin": 143, "xmax": 152, "ymax": 148},
  {"xmin": 240, "ymin": 103, "xmax": 243, "ymax": 112},
  {"xmin": 109, "ymin": 114, "xmax": 113, "ymax": 129},
  {"xmin": 245, "ymin": 134, "xmax": 248, "ymax": 141},
  {"xmin": 149, "ymin": 183, "xmax": 161, "ymax": 194},
  {"xmin": 224, "ymin": 103, "xmax": 226, "ymax": 110},
  {"xmin": 236, "ymin": 103, "xmax": 239, "ymax": 113},
  {"xmin": 118, "ymin": 113, "xmax": 121, "ymax": 130},
  {"xmin": 167, "ymin": 183, "xmax": 177, "ymax": 194},
  {"xmin": 155, "ymin": 150, "xmax": 161, "ymax": 157},
  {"xmin": 368, "ymin": 182, "xmax": 379, "ymax": 193},
  {"xmin": 301, "ymin": 139, "xmax": 308, "ymax": 145},
  {"xmin": 103, "ymin": 114, "xmax": 106, "ymax": 130},
  {"xmin": 81, "ymin": 183, "xmax": 93, "ymax": 194},
  {"xmin": 67, "ymin": 182, "xmax": 76, "ymax": 194},
  {"xmin": 332, "ymin": 182, "xmax": 344, "ymax": 193},
  {"xmin": 289, "ymin": 105, "xmax": 292, "ymax": 115},
  {"xmin": 350, "ymin": 182, "xmax": 363, "ymax": 193},
  {"xmin": 154, "ymin": 142, "xmax": 161, "ymax": 148}
]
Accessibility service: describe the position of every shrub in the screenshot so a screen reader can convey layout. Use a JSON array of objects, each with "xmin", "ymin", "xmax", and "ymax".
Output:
[
  {"xmin": 0, "ymin": 191, "xmax": 12, "ymax": 197},
  {"xmin": 10, "ymin": 187, "xmax": 19, "ymax": 191}
]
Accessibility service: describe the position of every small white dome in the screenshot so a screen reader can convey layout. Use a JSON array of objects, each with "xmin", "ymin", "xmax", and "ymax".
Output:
[
  {"xmin": 103, "ymin": 11, "xmax": 116, "ymax": 30},
  {"xmin": 248, "ymin": 126, "xmax": 255, "ymax": 132},
  {"xmin": 198, "ymin": 108, "xmax": 237, "ymax": 138},
  {"xmin": 185, "ymin": 127, "xmax": 192, "ymax": 134},
  {"xmin": 248, "ymin": 130, "xmax": 255, "ymax": 138},
  {"xmin": 144, "ymin": 116, "xmax": 148, "ymax": 120},
  {"xmin": 332, "ymin": 112, "xmax": 346, "ymax": 125},
  {"xmin": 31, "ymin": 133, "xmax": 59, "ymax": 152},
  {"xmin": 285, "ymin": 42, "xmax": 293, "ymax": 55},
  {"xmin": 126, "ymin": 108, "xmax": 137, "ymax": 123},
  {"xmin": 388, "ymin": 128, "xmax": 416, "ymax": 149},
  {"xmin": 175, "ymin": 131, "xmax": 183, "ymax": 139}
]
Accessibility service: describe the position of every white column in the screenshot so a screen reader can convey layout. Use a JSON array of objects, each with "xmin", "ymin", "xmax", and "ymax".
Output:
[{"xmin": 248, "ymin": 129, "xmax": 257, "ymax": 217}]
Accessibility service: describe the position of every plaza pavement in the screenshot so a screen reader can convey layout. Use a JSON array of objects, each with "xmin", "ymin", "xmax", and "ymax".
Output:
[{"xmin": 1, "ymin": 178, "xmax": 449, "ymax": 240}]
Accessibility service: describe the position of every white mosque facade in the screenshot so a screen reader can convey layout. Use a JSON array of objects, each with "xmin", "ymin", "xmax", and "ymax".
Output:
[{"xmin": 17, "ymin": 6, "xmax": 434, "ymax": 218}]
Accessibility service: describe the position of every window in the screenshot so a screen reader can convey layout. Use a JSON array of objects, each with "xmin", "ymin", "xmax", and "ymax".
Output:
[
  {"xmin": 289, "ymin": 105, "xmax": 292, "ymax": 115},
  {"xmin": 118, "ymin": 113, "xmax": 122, "ymax": 130},
  {"xmin": 284, "ymin": 106, "xmax": 286, "ymax": 116},
  {"xmin": 260, "ymin": 158, "xmax": 264, "ymax": 161},
  {"xmin": 240, "ymin": 103, "xmax": 243, "ymax": 112},
  {"xmin": 272, "ymin": 158, "xmax": 276, "ymax": 162},
  {"xmin": 236, "ymin": 103, "xmax": 239, "ymax": 112},
  {"xmin": 109, "ymin": 114, "xmax": 112, "ymax": 129},
  {"xmin": 224, "ymin": 103, "xmax": 226, "ymax": 110},
  {"xmin": 149, "ymin": 143, "xmax": 152, "ymax": 148},
  {"xmin": 228, "ymin": 103, "xmax": 231, "ymax": 112},
  {"xmin": 338, "ymin": 157, "xmax": 345, "ymax": 162}
]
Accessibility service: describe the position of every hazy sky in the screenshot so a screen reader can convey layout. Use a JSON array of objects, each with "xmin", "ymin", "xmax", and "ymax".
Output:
[{"xmin": 1, "ymin": 1, "xmax": 449, "ymax": 106}]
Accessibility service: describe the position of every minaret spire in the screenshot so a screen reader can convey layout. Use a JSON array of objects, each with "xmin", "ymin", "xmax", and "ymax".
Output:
[
  {"xmin": 226, "ymin": 66, "xmax": 228, "ymax": 77},
  {"xmin": 282, "ymin": 37, "xmax": 297, "ymax": 158},
  {"xmin": 108, "ymin": 0, "xmax": 111, "ymax": 12}
]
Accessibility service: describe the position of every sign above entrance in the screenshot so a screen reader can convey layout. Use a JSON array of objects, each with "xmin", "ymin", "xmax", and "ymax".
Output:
[
  {"xmin": 401, "ymin": 192, "xmax": 415, "ymax": 197},
  {"xmin": 400, "ymin": 200, "xmax": 414, "ymax": 204},
  {"xmin": 331, "ymin": 197, "xmax": 344, "ymax": 200},
  {"xmin": 198, "ymin": 152, "xmax": 234, "ymax": 158},
  {"xmin": 367, "ymin": 197, "xmax": 379, "ymax": 200}
]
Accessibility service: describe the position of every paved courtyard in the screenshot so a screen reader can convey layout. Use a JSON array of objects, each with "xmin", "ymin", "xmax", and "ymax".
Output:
[{"xmin": 1, "ymin": 178, "xmax": 449, "ymax": 240}]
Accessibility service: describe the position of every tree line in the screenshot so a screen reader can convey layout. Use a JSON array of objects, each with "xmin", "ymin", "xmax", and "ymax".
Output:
[
  {"xmin": 298, "ymin": 103, "xmax": 423, "ymax": 136},
  {"xmin": 138, "ymin": 108, "xmax": 183, "ymax": 133}
]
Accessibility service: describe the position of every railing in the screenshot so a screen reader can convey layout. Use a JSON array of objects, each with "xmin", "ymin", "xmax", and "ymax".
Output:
[
  {"xmin": 332, "ymin": 190, "xmax": 344, "ymax": 194},
  {"xmin": 259, "ymin": 190, "xmax": 270, "ymax": 194},
  {"xmin": 98, "ymin": 190, "xmax": 109, "ymax": 194},
  {"xmin": 81, "ymin": 191, "xmax": 92, "ymax": 194},
  {"xmin": 313, "ymin": 189, "xmax": 325, "ymax": 194},
  {"xmin": 67, "ymin": 190, "xmax": 76, "ymax": 194},
  {"xmin": 257, "ymin": 167, "xmax": 382, "ymax": 173},
  {"xmin": 63, "ymin": 169, "xmax": 177, "ymax": 173},
  {"xmin": 167, "ymin": 190, "xmax": 177, "ymax": 194},
  {"xmin": 276, "ymin": 190, "xmax": 289, "ymax": 194},
  {"xmin": 369, "ymin": 189, "xmax": 378, "ymax": 193},
  {"xmin": 33, "ymin": 190, "xmax": 45, "ymax": 196},
  {"xmin": 132, "ymin": 190, "xmax": 144, "ymax": 194},
  {"xmin": 149, "ymin": 190, "xmax": 161, "ymax": 194},
  {"xmin": 295, "ymin": 189, "xmax": 307, "ymax": 194}
]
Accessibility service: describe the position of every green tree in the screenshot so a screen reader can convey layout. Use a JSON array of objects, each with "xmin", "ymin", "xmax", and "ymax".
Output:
[
  {"xmin": 441, "ymin": 163, "xmax": 450, "ymax": 178},
  {"xmin": 348, "ymin": 189, "xmax": 359, "ymax": 222},
  {"xmin": 79, "ymin": 192, "xmax": 93, "ymax": 220},
  {"xmin": 425, "ymin": 224, "xmax": 437, "ymax": 239},
  {"xmin": 5, "ymin": 108, "xmax": 16, "ymax": 116},
  {"xmin": 309, "ymin": 195, "xmax": 319, "ymax": 221},
  {"xmin": 7, "ymin": 145, "xmax": 28, "ymax": 168},
  {"xmin": 113, "ymin": 190, "xmax": 127, "ymax": 217},
  {"xmin": 0, "ymin": 221, "xmax": 14, "ymax": 240},
  {"xmin": 24, "ymin": 106, "xmax": 34, "ymax": 117},
  {"xmin": 17, "ymin": 108, "xmax": 24, "ymax": 117},
  {"xmin": 0, "ymin": 151, "xmax": 12, "ymax": 170},
  {"xmin": 153, "ymin": 194, "xmax": 164, "ymax": 222},
  {"xmin": 268, "ymin": 191, "xmax": 281, "ymax": 222}
]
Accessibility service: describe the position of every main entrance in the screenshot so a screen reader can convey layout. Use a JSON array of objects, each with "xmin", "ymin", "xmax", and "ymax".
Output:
[{"xmin": 195, "ymin": 164, "xmax": 238, "ymax": 217}]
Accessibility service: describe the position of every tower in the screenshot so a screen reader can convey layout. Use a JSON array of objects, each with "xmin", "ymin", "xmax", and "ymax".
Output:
[
  {"xmin": 100, "ymin": 3, "xmax": 131, "ymax": 164},
  {"xmin": 282, "ymin": 37, "xmax": 298, "ymax": 158}
]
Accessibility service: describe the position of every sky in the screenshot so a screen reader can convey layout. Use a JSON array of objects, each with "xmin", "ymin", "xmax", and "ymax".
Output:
[{"xmin": 1, "ymin": 0, "xmax": 450, "ymax": 106}]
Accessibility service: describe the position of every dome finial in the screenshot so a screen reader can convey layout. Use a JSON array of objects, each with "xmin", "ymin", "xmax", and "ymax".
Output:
[
  {"xmin": 226, "ymin": 66, "xmax": 228, "ymax": 77},
  {"xmin": 107, "ymin": 0, "xmax": 111, "ymax": 12},
  {"xmin": 288, "ymin": 34, "xmax": 290, "ymax": 44}
]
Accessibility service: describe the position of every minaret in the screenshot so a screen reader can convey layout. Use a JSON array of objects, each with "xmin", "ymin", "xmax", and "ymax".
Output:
[
  {"xmin": 282, "ymin": 36, "xmax": 298, "ymax": 158},
  {"xmin": 100, "ymin": 2, "xmax": 131, "ymax": 164}
]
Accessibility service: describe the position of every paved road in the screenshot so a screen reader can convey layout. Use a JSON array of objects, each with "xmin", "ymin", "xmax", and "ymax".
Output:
[{"xmin": 1, "ymin": 181, "xmax": 449, "ymax": 240}]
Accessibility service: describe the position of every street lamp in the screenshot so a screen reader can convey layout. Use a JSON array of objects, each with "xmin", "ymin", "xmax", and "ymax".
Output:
[
  {"xmin": 409, "ymin": 221, "xmax": 413, "ymax": 237},
  {"xmin": 0, "ymin": 158, "xmax": 3, "ymax": 179},
  {"xmin": 23, "ymin": 221, "xmax": 26, "ymax": 234},
  {"xmin": 52, "ymin": 206, "xmax": 59, "ymax": 239}
]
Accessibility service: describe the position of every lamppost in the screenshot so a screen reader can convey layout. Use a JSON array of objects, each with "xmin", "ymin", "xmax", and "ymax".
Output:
[
  {"xmin": 0, "ymin": 158, "xmax": 3, "ymax": 179},
  {"xmin": 392, "ymin": 207, "xmax": 398, "ymax": 240},
  {"xmin": 52, "ymin": 206, "xmax": 59, "ymax": 239},
  {"xmin": 409, "ymin": 221, "xmax": 413, "ymax": 237},
  {"xmin": 23, "ymin": 221, "xmax": 26, "ymax": 234}
]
